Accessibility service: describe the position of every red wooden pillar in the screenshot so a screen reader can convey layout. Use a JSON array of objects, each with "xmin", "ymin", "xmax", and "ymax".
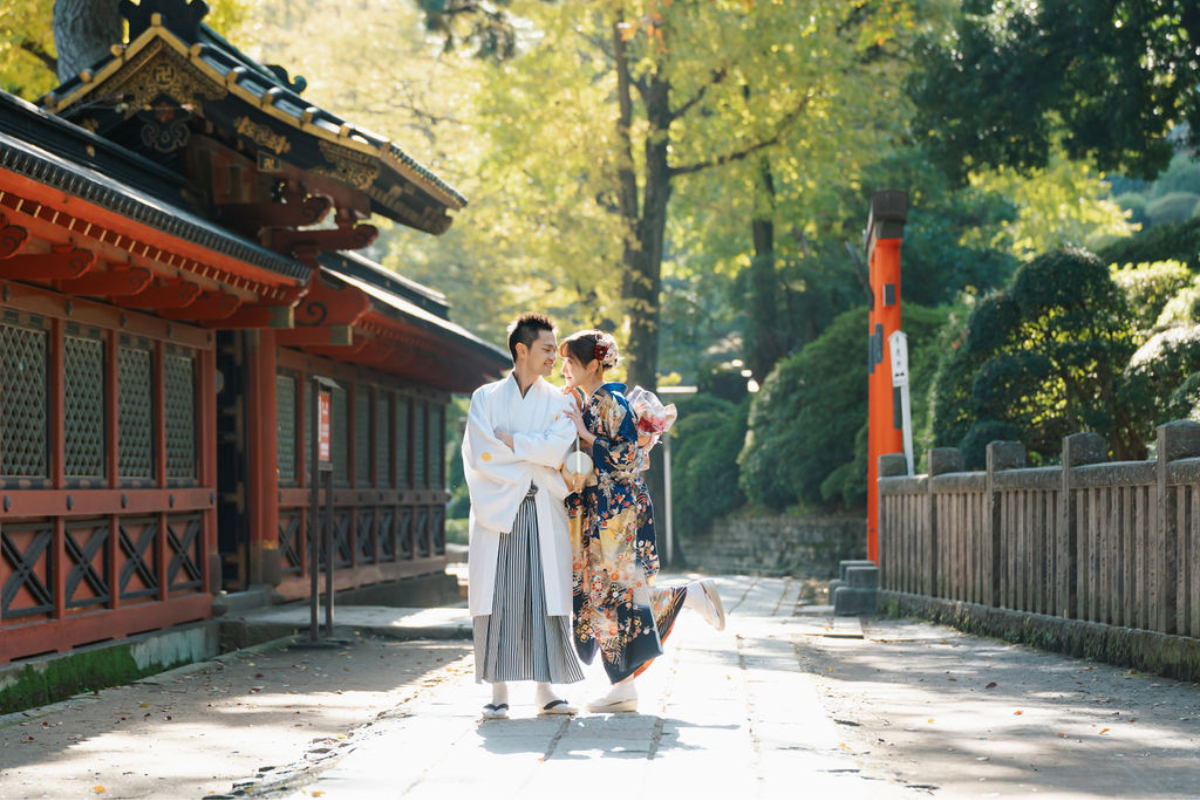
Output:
[
  {"xmin": 245, "ymin": 329, "xmax": 280, "ymax": 586},
  {"xmin": 866, "ymin": 190, "xmax": 908, "ymax": 564}
]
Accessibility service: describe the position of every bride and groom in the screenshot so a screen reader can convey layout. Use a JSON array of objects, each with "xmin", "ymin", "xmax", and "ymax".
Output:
[{"xmin": 462, "ymin": 312, "xmax": 724, "ymax": 719}]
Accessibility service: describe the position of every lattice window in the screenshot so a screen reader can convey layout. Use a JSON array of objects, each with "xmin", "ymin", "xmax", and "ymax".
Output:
[
  {"xmin": 332, "ymin": 386, "xmax": 348, "ymax": 484},
  {"xmin": 64, "ymin": 328, "xmax": 106, "ymax": 478},
  {"xmin": 375, "ymin": 391, "xmax": 390, "ymax": 487},
  {"xmin": 118, "ymin": 338, "xmax": 154, "ymax": 479},
  {"xmin": 395, "ymin": 396, "xmax": 410, "ymax": 488},
  {"xmin": 276, "ymin": 371, "xmax": 297, "ymax": 484},
  {"xmin": 164, "ymin": 350, "xmax": 196, "ymax": 480},
  {"xmin": 1, "ymin": 314, "xmax": 49, "ymax": 478},
  {"xmin": 413, "ymin": 401, "xmax": 427, "ymax": 489},
  {"xmin": 431, "ymin": 404, "xmax": 445, "ymax": 490},
  {"xmin": 354, "ymin": 386, "xmax": 370, "ymax": 487}
]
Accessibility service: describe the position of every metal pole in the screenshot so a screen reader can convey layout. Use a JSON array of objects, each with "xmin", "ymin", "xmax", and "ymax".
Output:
[
  {"xmin": 663, "ymin": 429, "xmax": 674, "ymax": 567},
  {"xmin": 324, "ymin": 468, "xmax": 335, "ymax": 637},
  {"xmin": 308, "ymin": 378, "xmax": 320, "ymax": 641}
]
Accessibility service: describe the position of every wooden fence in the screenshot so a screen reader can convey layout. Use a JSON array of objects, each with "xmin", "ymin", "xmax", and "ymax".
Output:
[{"xmin": 878, "ymin": 421, "xmax": 1200, "ymax": 638}]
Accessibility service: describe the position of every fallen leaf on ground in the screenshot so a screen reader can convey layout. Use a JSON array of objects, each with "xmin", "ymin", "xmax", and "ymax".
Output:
[
  {"xmin": 986, "ymin": 682, "xmax": 998, "ymax": 689},
  {"xmin": 1099, "ymin": 728, "xmax": 1110, "ymax": 735},
  {"xmin": 1013, "ymin": 710, "xmax": 1023, "ymax": 715},
  {"xmin": 92, "ymin": 787, "xmax": 105, "ymax": 794}
]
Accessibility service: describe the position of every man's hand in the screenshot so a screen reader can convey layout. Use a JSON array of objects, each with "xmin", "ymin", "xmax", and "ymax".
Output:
[{"xmin": 496, "ymin": 430, "xmax": 515, "ymax": 449}]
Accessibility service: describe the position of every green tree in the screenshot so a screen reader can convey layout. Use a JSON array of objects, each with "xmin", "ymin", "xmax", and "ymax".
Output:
[
  {"xmin": 930, "ymin": 248, "xmax": 1141, "ymax": 468},
  {"xmin": 0, "ymin": 1, "xmax": 56, "ymax": 98},
  {"xmin": 670, "ymin": 395, "xmax": 748, "ymax": 540},
  {"xmin": 463, "ymin": 0, "xmax": 913, "ymax": 390},
  {"xmin": 908, "ymin": 1, "xmax": 1200, "ymax": 182},
  {"xmin": 740, "ymin": 303, "xmax": 950, "ymax": 512}
]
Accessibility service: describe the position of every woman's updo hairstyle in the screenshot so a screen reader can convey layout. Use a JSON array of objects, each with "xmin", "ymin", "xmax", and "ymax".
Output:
[{"xmin": 559, "ymin": 330, "xmax": 620, "ymax": 371}]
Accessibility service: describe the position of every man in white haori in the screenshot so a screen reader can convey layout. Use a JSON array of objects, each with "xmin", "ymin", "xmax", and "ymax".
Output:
[{"xmin": 463, "ymin": 312, "xmax": 583, "ymax": 719}]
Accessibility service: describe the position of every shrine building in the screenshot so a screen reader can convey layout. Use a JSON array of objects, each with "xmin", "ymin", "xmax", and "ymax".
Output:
[{"xmin": 0, "ymin": 0, "xmax": 507, "ymax": 664}]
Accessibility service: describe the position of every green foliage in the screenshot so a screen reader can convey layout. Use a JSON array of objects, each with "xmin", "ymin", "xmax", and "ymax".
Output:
[
  {"xmin": 1146, "ymin": 193, "xmax": 1200, "ymax": 227},
  {"xmin": 1110, "ymin": 260, "xmax": 1192, "ymax": 331},
  {"xmin": 739, "ymin": 303, "xmax": 949, "ymax": 512},
  {"xmin": 0, "ymin": 0, "xmax": 56, "ymax": 98},
  {"xmin": 1114, "ymin": 193, "xmax": 1149, "ymax": 229},
  {"xmin": 908, "ymin": 0, "xmax": 1200, "ymax": 182},
  {"xmin": 1125, "ymin": 325, "xmax": 1200, "ymax": 426},
  {"xmin": 1147, "ymin": 154, "xmax": 1200, "ymax": 199},
  {"xmin": 930, "ymin": 248, "xmax": 1142, "ymax": 468},
  {"xmin": 670, "ymin": 395, "xmax": 748, "ymax": 539},
  {"xmin": 1156, "ymin": 275, "xmax": 1200, "ymax": 329},
  {"xmin": 1097, "ymin": 218, "xmax": 1200, "ymax": 270}
]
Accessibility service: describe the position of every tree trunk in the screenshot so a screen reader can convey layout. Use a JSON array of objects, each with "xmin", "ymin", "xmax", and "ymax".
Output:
[
  {"xmin": 612, "ymin": 20, "xmax": 672, "ymax": 394},
  {"xmin": 53, "ymin": 0, "xmax": 123, "ymax": 84},
  {"xmin": 747, "ymin": 156, "xmax": 782, "ymax": 380}
]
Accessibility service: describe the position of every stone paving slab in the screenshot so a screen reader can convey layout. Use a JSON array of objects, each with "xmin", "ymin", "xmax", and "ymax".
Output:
[{"xmin": 282, "ymin": 575, "xmax": 908, "ymax": 800}]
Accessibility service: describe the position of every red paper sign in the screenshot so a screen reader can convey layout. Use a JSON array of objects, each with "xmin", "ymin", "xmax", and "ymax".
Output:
[{"xmin": 318, "ymin": 391, "xmax": 332, "ymax": 463}]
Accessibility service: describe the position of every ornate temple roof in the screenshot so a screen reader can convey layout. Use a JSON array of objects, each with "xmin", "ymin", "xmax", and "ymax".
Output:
[{"xmin": 43, "ymin": 0, "xmax": 466, "ymax": 235}]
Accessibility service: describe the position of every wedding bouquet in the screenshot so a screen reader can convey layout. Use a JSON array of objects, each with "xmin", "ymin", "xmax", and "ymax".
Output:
[{"xmin": 626, "ymin": 386, "xmax": 677, "ymax": 470}]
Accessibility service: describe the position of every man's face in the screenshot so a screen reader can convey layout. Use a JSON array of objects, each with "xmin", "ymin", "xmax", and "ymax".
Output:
[{"xmin": 520, "ymin": 330, "xmax": 558, "ymax": 378}]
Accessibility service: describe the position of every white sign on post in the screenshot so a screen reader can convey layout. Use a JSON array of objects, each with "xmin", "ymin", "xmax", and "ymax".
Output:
[{"xmin": 889, "ymin": 330, "xmax": 914, "ymax": 476}]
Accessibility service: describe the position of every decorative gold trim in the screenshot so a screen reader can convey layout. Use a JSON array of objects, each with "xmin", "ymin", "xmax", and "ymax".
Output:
[
  {"xmin": 316, "ymin": 140, "xmax": 379, "ymax": 191},
  {"xmin": 234, "ymin": 116, "xmax": 292, "ymax": 155}
]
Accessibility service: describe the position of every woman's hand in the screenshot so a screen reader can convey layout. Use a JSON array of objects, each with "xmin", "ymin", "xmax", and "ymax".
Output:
[
  {"xmin": 495, "ymin": 430, "xmax": 514, "ymax": 449},
  {"xmin": 564, "ymin": 471, "xmax": 587, "ymax": 493},
  {"xmin": 563, "ymin": 406, "xmax": 596, "ymax": 446}
]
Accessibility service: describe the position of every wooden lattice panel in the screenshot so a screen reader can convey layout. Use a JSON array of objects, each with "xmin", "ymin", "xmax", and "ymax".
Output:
[{"xmin": 0, "ymin": 314, "xmax": 49, "ymax": 478}]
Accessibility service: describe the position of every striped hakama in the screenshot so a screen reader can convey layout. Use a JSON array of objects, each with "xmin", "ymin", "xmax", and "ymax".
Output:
[{"xmin": 473, "ymin": 487, "xmax": 584, "ymax": 684}]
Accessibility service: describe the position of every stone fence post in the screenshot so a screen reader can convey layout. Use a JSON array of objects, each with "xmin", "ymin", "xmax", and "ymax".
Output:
[
  {"xmin": 985, "ymin": 441, "xmax": 1025, "ymax": 608},
  {"xmin": 1057, "ymin": 433, "xmax": 1107, "ymax": 619}
]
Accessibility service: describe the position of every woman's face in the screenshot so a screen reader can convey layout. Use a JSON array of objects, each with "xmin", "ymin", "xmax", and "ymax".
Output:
[{"xmin": 561, "ymin": 353, "xmax": 583, "ymax": 389}]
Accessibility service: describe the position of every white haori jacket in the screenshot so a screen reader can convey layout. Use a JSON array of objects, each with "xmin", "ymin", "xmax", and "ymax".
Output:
[{"xmin": 463, "ymin": 373, "xmax": 575, "ymax": 617}]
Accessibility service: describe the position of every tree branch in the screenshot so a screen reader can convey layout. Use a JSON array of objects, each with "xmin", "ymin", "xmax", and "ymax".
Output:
[
  {"xmin": 668, "ymin": 93, "xmax": 813, "ymax": 177},
  {"xmin": 19, "ymin": 40, "xmax": 57, "ymax": 73},
  {"xmin": 669, "ymin": 67, "xmax": 726, "ymax": 121}
]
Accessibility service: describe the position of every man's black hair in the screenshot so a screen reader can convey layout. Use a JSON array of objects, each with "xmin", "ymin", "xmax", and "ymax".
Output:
[{"xmin": 506, "ymin": 312, "xmax": 556, "ymax": 362}]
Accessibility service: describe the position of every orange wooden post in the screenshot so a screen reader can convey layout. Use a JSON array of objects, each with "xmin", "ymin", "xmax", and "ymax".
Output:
[{"xmin": 866, "ymin": 190, "xmax": 908, "ymax": 564}]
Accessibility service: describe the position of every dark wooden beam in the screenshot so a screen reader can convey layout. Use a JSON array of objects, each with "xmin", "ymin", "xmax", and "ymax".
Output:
[
  {"xmin": 207, "ymin": 302, "xmax": 295, "ymax": 330},
  {"xmin": 216, "ymin": 194, "xmax": 332, "ymax": 233},
  {"xmin": 269, "ymin": 223, "xmax": 378, "ymax": 262},
  {"xmin": 57, "ymin": 266, "xmax": 153, "ymax": 297},
  {"xmin": 0, "ymin": 245, "xmax": 95, "ymax": 280},
  {"xmin": 276, "ymin": 325, "xmax": 354, "ymax": 347},
  {"xmin": 0, "ymin": 217, "xmax": 28, "ymax": 258},
  {"xmin": 115, "ymin": 280, "xmax": 201, "ymax": 310},
  {"xmin": 160, "ymin": 292, "xmax": 241, "ymax": 321},
  {"xmin": 304, "ymin": 336, "xmax": 371, "ymax": 358},
  {"xmin": 293, "ymin": 274, "xmax": 370, "ymax": 328}
]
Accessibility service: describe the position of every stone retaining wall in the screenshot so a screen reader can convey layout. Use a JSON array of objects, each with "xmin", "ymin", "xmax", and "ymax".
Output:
[{"xmin": 686, "ymin": 514, "xmax": 866, "ymax": 577}]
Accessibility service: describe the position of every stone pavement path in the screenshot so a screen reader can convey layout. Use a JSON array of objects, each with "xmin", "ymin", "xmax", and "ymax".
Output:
[
  {"xmin": 0, "ymin": 635, "xmax": 473, "ymax": 800},
  {"xmin": 281, "ymin": 576, "xmax": 908, "ymax": 800},
  {"xmin": 4, "ymin": 575, "xmax": 1200, "ymax": 799}
]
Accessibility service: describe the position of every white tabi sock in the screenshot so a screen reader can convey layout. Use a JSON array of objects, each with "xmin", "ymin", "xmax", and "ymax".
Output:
[
  {"xmin": 491, "ymin": 681, "xmax": 509, "ymax": 707},
  {"xmin": 534, "ymin": 682, "xmax": 560, "ymax": 706}
]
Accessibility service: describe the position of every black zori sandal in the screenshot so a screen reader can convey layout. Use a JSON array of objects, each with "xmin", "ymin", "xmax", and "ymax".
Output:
[{"xmin": 538, "ymin": 699, "xmax": 578, "ymax": 716}]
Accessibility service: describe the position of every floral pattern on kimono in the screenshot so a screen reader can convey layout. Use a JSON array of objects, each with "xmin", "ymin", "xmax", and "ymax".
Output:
[{"xmin": 567, "ymin": 383, "xmax": 686, "ymax": 684}]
